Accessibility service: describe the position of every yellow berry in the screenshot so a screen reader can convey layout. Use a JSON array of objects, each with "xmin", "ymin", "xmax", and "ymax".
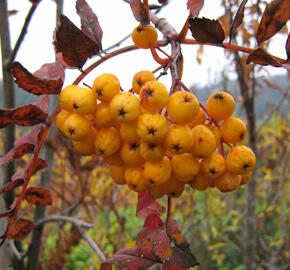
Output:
[
  {"xmin": 110, "ymin": 164, "xmax": 126, "ymax": 185},
  {"xmin": 240, "ymin": 171, "xmax": 253, "ymax": 186},
  {"xmin": 191, "ymin": 125, "xmax": 216, "ymax": 158},
  {"xmin": 125, "ymin": 166, "xmax": 148, "ymax": 192},
  {"xmin": 171, "ymin": 153, "xmax": 200, "ymax": 183},
  {"xmin": 139, "ymin": 141, "xmax": 165, "ymax": 161},
  {"xmin": 120, "ymin": 142, "xmax": 144, "ymax": 166},
  {"xmin": 167, "ymin": 91, "xmax": 199, "ymax": 124},
  {"xmin": 119, "ymin": 121, "xmax": 140, "ymax": 143},
  {"xmin": 143, "ymin": 156, "xmax": 172, "ymax": 186},
  {"xmin": 191, "ymin": 173, "xmax": 213, "ymax": 191},
  {"xmin": 131, "ymin": 24, "xmax": 158, "ymax": 49},
  {"xmin": 60, "ymin": 85, "xmax": 97, "ymax": 114},
  {"xmin": 139, "ymin": 81, "xmax": 169, "ymax": 113},
  {"xmin": 226, "ymin": 145, "xmax": 256, "ymax": 174},
  {"xmin": 188, "ymin": 107, "xmax": 207, "ymax": 128},
  {"xmin": 206, "ymin": 91, "xmax": 235, "ymax": 121},
  {"xmin": 72, "ymin": 134, "xmax": 95, "ymax": 156},
  {"xmin": 104, "ymin": 151, "xmax": 123, "ymax": 166},
  {"xmin": 132, "ymin": 70, "xmax": 156, "ymax": 94},
  {"xmin": 201, "ymin": 152, "xmax": 226, "ymax": 178},
  {"xmin": 208, "ymin": 124, "xmax": 222, "ymax": 147},
  {"xmin": 55, "ymin": 109, "xmax": 71, "ymax": 134},
  {"xmin": 63, "ymin": 113, "xmax": 92, "ymax": 141},
  {"xmin": 163, "ymin": 177, "xmax": 185, "ymax": 198},
  {"xmin": 148, "ymin": 184, "xmax": 167, "ymax": 199},
  {"xmin": 137, "ymin": 113, "xmax": 168, "ymax": 143},
  {"xmin": 94, "ymin": 102, "xmax": 114, "ymax": 128},
  {"xmin": 94, "ymin": 127, "xmax": 121, "ymax": 156},
  {"xmin": 110, "ymin": 92, "xmax": 141, "ymax": 122},
  {"xmin": 92, "ymin": 73, "xmax": 120, "ymax": 102},
  {"xmin": 220, "ymin": 117, "xmax": 247, "ymax": 144},
  {"xmin": 164, "ymin": 124, "xmax": 193, "ymax": 154}
]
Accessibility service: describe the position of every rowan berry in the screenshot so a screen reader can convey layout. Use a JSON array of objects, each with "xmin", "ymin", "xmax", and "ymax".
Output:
[
  {"xmin": 201, "ymin": 152, "xmax": 226, "ymax": 178},
  {"xmin": 131, "ymin": 23, "xmax": 158, "ymax": 49},
  {"xmin": 191, "ymin": 173, "xmax": 213, "ymax": 191},
  {"xmin": 72, "ymin": 134, "xmax": 95, "ymax": 156},
  {"xmin": 240, "ymin": 171, "xmax": 253, "ymax": 186},
  {"xmin": 205, "ymin": 91, "xmax": 235, "ymax": 121},
  {"xmin": 220, "ymin": 117, "xmax": 247, "ymax": 144},
  {"xmin": 163, "ymin": 177, "xmax": 185, "ymax": 198},
  {"xmin": 139, "ymin": 81, "xmax": 169, "ymax": 113},
  {"xmin": 167, "ymin": 91, "xmax": 199, "ymax": 124},
  {"xmin": 214, "ymin": 170, "xmax": 241, "ymax": 192},
  {"xmin": 188, "ymin": 107, "xmax": 206, "ymax": 128},
  {"xmin": 120, "ymin": 141, "xmax": 144, "ymax": 166},
  {"xmin": 92, "ymin": 73, "xmax": 120, "ymax": 102},
  {"xmin": 55, "ymin": 109, "xmax": 71, "ymax": 134},
  {"xmin": 94, "ymin": 102, "xmax": 114, "ymax": 128},
  {"xmin": 207, "ymin": 124, "xmax": 222, "ymax": 147},
  {"xmin": 125, "ymin": 166, "xmax": 148, "ymax": 192},
  {"xmin": 132, "ymin": 70, "xmax": 156, "ymax": 94},
  {"xmin": 110, "ymin": 164, "xmax": 126, "ymax": 185},
  {"xmin": 120, "ymin": 121, "xmax": 139, "ymax": 143},
  {"xmin": 139, "ymin": 141, "xmax": 165, "ymax": 161}
]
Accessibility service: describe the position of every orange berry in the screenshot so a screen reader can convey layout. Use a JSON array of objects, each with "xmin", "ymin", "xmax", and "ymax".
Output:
[
  {"xmin": 220, "ymin": 117, "xmax": 247, "ymax": 144},
  {"xmin": 167, "ymin": 91, "xmax": 199, "ymax": 124},
  {"xmin": 240, "ymin": 171, "xmax": 253, "ymax": 186},
  {"xmin": 163, "ymin": 177, "xmax": 185, "ymax": 198},
  {"xmin": 201, "ymin": 152, "xmax": 226, "ymax": 178},
  {"xmin": 226, "ymin": 145, "xmax": 256, "ymax": 174},
  {"xmin": 206, "ymin": 91, "xmax": 235, "ymax": 121},
  {"xmin": 94, "ymin": 127, "xmax": 120, "ymax": 156},
  {"xmin": 119, "ymin": 121, "xmax": 139, "ymax": 143},
  {"xmin": 120, "ymin": 141, "xmax": 144, "ymax": 166},
  {"xmin": 137, "ymin": 113, "xmax": 168, "ymax": 143},
  {"xmin": 125, "ymin": 166, "xmax": 148, "ymax": 192},
  {"xmin": 139, "ymin": 141, "xmax": 165, "ymax": 161},
  {"xmin": 191, "ymin": 125, "xmax": 216, "ymax": 158},
  {"xmin": 72, "ymin": 134, "xmax": 95, "ymax": 156},
  {"xmin": 191, "ymin": 173, "xmax": 213, "ymax": 191},
  {"xmin": 208, "ymin": 124, "xmax": 222, "ymax": 147},
  {"xmin": 104, "ymin": 151, "xmax": 123, "ymax": 166},
  {"xmin": 188, "ymin": 107, "xmax": 207, "ymax": 128},
  {"xmin": 164, "ymin": 124, "xmax": 193, "ymax": 154},
  {"xmin": 63, "ymin": 113, "xmax": 92, "ymax": 141},
  {"xmin": 55, "ymin": 109, "xmax": 71, "ymax": 134},
  {"xmin": 171, "ymin": 153, "xmax": 200, "ymax": 183},
  {"xmin": 214, "ymin": 170, "xmax": 241, "ymax": 192},
  {"xmin": 131, "ymin": 24, "xmax": 158, "ymax": 49},
  {"xmin": 143, "ymin": 156, "xmax": 172, "ymax": 186},
  {"xmin": 110, "ymin": 92, "xmax": 141, "ymax": 122},
  {"xmin": 60, "ymin": 85, "xmax": 97, "ymax": 114},
  {"xmin": 92, "ymin": 73, "xmax": 120, "ymax": 102},
  {"xmin": 148, "ymin": 184, "xmax": 167, "ymax": 199},
  {"xmin": 110, "ymin": 164, "xmax": 126, "ymax": 185},
  {"xmin": 132, "ymin": 70, "xmax": 156, "ymax": 94},
  {"xmin": 94, "ymin": 102, "xmax": 114, "ymax": 128},
  {"xmin": 139, "ymin": 81, "xmax": 169, "ymax": 113}
]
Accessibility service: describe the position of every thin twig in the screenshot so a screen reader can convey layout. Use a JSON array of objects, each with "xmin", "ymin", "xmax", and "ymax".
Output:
[
  {"xmin": 166, "ymin": 197, "xmax": 173, "ymax": 226},
  {"xmin": 7, "ymin": 3, "xmax": 38, "ymax": 66}
]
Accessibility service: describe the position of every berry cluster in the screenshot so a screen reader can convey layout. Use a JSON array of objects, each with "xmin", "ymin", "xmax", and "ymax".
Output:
[{"xmin": 55, "ymin": 70, "xmax": 256, "ymax": 198}]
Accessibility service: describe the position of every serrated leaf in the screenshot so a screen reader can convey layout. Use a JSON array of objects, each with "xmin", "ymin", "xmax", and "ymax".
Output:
[
  {"xmin": 24, "ymin": 187, "xmax": 52, "ymax": 205},
  {"xmin": 257, "ymin": 0, "xmax": 290, "ymax": 45},
  {"xmin": 189, "ymin": 17, "xmax": 225, "ymax": 44},
  {"xmin": 54, "ymin": 15, "xmax": 100, "ymax": 68},
  {"xmin": 229, "ymin": 0, "xmax": 248, "ymax": 43},
  {"xmin": 137, "ymin": 191, "xmax": 165, "ymax": 220},
  {"xmin": 187, "ymin": 0, "xmax": 204, "ymax": 17},
  {"xmin": 130, "ymin": 0, "xmax": 150, "ymax": 25},
  {"xmin": 10, "ymin": 62, "xmax": 63, "ymax": 96},
  {"xmin": 6, "ymin": 218, "xmax": 35, "ymax": 240},
  {"xmin": 246, "ymin": 48, "xmax": 282, "ymax": 67},
  {"xmin": 76, "ymin": 0, "xmax": 103, "ymax": 50}
]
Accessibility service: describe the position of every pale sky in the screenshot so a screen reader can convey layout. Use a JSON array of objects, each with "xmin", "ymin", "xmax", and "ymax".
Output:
[{"xmin": 2, "ymin": 0, "xmax": 288, "ymax": 91}]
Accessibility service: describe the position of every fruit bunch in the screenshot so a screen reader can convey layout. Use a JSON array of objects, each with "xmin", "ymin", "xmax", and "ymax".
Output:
[{"xmin": 55, "ymin": 70, "xmax": 256, "ymax": 199}]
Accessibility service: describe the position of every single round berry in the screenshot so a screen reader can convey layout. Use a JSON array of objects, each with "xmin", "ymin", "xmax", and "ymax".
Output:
[
  {"xmin": 131, "ymin": 24, "xmax": 158, "ymax": 49},
  {"xmin": 125, "ymin": 166, "xmax": 148, "ymax": 192},
  {"xmin": 120, "ymin": 141, "xmax": 144, "ymax": 166},
  {"xmin": 110, "ymin": 164, "xmax": 126, "ymax": 185},
  {"xmin": 139, "ymin": 141, "xmax": 165, "ymax": 161},
  {"xmin": 220, "ymin": 117, "xmax": 247, "ymax": 144},
  {"xmin": 132, "ymin": 70, "xmax": 156, "ymax": 94},
  {"xmin": 55, "ymin": 109, "xmax": 71, "ymax": 134},
  {"xmin": 94, "ymin": 102, "xmax": 114, "ymax": 128},
  {"xmin": 72, "ymin": 134, "xmax": 95, "ymax": 156},
  {"xmin": 201, "ymin": 152, "xmax": 226, "ymax": 179},
  {"xmin": 120, "ymin": 121, "xmax": 140, "ymax": 143},
  {"xmin": 214, "ymin": 170, "xmax": 241, "ymax": 192}
]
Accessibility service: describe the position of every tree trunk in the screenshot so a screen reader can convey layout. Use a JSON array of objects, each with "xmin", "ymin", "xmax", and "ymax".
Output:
[{"xmin": 0, "ymin": 2, "xmax": 25, "ymax": 270}]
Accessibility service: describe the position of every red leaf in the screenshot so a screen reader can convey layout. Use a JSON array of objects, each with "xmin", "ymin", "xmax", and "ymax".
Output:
[
  {"xmin": 101, "ymin": 248, "xmax": 154, "ymax": 270},
  {"xmin": 76, "ymin": 0, "xmax": 103, "ymax": 50},
  {"xmin": 24, "ymin": 187, "xmax": 52, "ymax": 205},
  {"xmin": 137, "ymin": 191, "xmax": 165, "ymax": 220},
  {"xmin": 229, "ymin": 0, "xmax": 248, "ymax": 43},
  {"xmin": 0, "ymin": 104, "xmax": 47, "ymax": 128},
  {"xmin": 130, "ymin": 0, "xmax": 150, "ymax": 25},
  {"xmin": 257, "ymin": 0, "xmax": 290, "ymax": 45},
  {"xmin": 246, "ymin": 48, "xmax": 282, "ymax": 67},
  {"xmin": 286, "ymin": 33, "xmax": 290, "ymax": 61},
  {"xmin": 54, "ymin": 15, "xmax": 100, "ymax": 69},
  {"xmin": 0, "ymin": 125, "xmax": 43, "ymax": 167},
  {"xmin": 10, "ymin": 62, "xmax": 63, "ymax": 96},
  {"xmin": 187, "ymin": 0, "xmax": 204, "ymax": 17},
  {"xmin": 33, "ymin": 61, "xmax": 65, "ymax": 82},
  {"xmin": 6, "ymin": 218, "xmax": 35, "ymax": 240},
  {"xmin": 0, "ymin": 179, "xmax": 24, "ymax": 195},
  {"xmin": 189, "ymin": 17, "xmax": 225, "ymax": 44}
]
